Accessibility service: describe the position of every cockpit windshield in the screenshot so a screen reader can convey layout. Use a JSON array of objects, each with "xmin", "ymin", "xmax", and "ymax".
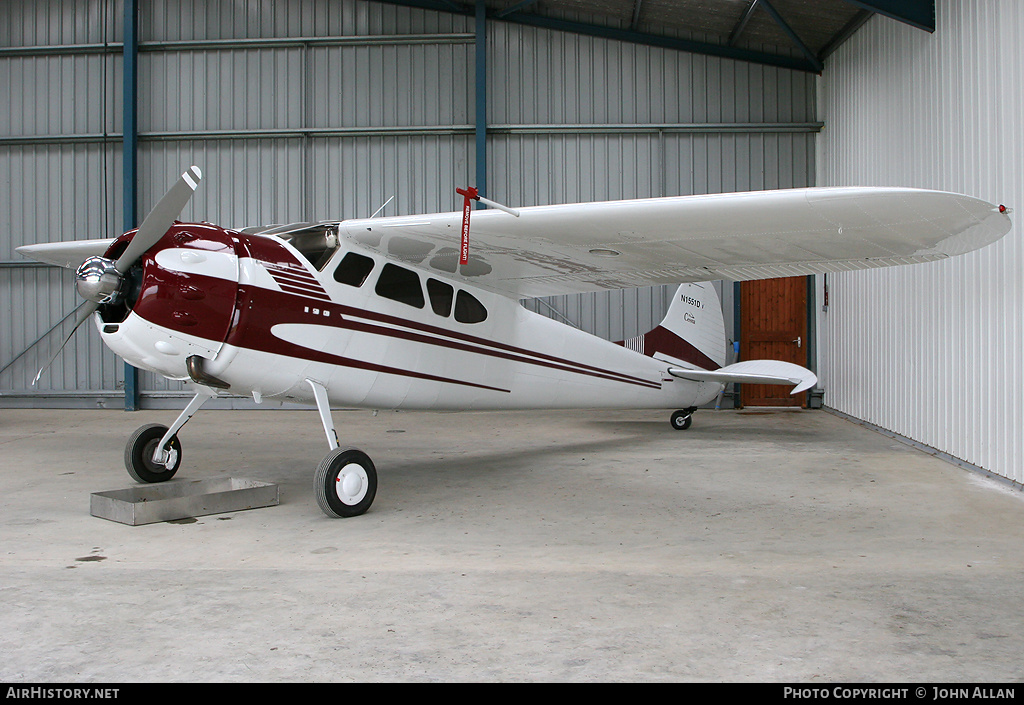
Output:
[{"xmin": 242, "ymin": 222, "xmax": 341, "ymax": 270}]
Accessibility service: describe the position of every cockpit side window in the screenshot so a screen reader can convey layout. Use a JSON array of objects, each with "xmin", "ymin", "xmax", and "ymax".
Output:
[
  {"xmin": 334, "ymin": 252, "xmax": 375, "ymax": 287},
  {"xmin": 426, "ymin": 278, "xmax": 454, "ymax": 317},
  {"xmin": 285, "ymin": 229, "xmax": 340, "ymax": 271},
  {"xmin": 375, "ymin": 263, "xmax": 425, "ymax": 309}
]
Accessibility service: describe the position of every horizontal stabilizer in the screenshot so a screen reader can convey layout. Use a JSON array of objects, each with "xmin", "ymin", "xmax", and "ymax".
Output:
[
  {"xmin": 668, "ymin": 360, "xmax": 817, "ymax": 395},
  {"xmin": 17, "ymin": 239, "xmax": 115, "ymax": 269}
]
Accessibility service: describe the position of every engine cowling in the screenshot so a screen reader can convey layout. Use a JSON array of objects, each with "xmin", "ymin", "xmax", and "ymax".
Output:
[{"xmin": 98, "ymin": 223, "xmax": 242, "ymax": 381}]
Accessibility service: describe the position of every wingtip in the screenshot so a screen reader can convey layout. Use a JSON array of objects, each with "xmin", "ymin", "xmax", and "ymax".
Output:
[{"xmin": 791, "ymin": 375, "xmax": 818, "ymax": 395}]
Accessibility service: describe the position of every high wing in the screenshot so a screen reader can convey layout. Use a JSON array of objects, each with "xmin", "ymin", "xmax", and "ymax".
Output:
[{"xmin": 337, "ymin": 187, "xmax": 1012, "ymax": 299}]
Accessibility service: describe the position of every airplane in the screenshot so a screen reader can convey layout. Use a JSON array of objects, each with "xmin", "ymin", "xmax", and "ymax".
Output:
[{"xmin": 16, "ymin": 166, "xmax": 1013, "ymax": 517}]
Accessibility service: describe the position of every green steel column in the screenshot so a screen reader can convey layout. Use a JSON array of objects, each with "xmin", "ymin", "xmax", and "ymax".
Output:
[
  {"xmin": 123, "ymin": 0, "xmax": 140, "ymax": 411},
  {"xmin": 474, "ymin": 0, "xmax": 487, "ymax": 202}
]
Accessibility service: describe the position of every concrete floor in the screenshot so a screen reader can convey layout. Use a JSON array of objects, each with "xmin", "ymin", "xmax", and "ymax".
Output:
[{"xmin": 1, "ymin": 406, "xmax": 1023, "ymax": 682}]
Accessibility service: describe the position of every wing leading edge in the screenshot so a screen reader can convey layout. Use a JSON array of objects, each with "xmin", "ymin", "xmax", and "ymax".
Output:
[{"xmin": 337, "ymin": 187, "xmax": 1012, "ymax": 299}]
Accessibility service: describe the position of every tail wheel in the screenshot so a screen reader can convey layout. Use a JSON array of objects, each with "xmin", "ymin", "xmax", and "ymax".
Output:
[
  {"xmin": 670, "ymin": 410, "xmax": 693, "ymax": 430},
  {"xmin": 125, "ymin": 423, "xmax": 182, "ymax": 483},
  {"xmin": 314, "ymin": 447, "xmax": 377, "ymax": 518}
]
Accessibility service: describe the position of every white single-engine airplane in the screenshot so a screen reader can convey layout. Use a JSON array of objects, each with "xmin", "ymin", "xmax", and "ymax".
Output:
[{"xmin": 17, "ymin": 167, "xmax": 1012, "ymax": 517}]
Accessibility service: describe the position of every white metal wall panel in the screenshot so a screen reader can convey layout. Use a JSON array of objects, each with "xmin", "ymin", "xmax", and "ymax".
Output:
[{"xmin": 815, "ymin": 0, "xmax": 1023, "ymax": 483}]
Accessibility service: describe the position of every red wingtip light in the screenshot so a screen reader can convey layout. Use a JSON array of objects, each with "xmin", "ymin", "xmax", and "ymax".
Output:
[{"xmin": 999, "ymin": 204, "xmax": 1007, "ymax": 213}]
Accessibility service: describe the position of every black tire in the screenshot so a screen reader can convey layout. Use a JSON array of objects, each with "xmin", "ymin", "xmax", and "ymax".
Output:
[
  {"xmin": 125, "ymin": 423, "xmax": 182, "ymax": 483},
  {"xmin": 314, "ymin": 447, "xmax": 377, "ymax": 518},
  {"xmin": 670, "ymin": 410, "xmax": 693, "ymax": 430}
]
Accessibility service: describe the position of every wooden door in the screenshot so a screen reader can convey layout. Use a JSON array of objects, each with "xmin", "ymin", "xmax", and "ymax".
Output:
[{"xmin": 740, "ymin": 276, "xmax": 808, "ymax": 407}]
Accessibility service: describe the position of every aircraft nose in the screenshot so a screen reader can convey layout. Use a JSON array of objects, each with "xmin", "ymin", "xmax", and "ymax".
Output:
[{"xmin": 99, "ymin": 223, "xmax": 242, "ymax": 380}]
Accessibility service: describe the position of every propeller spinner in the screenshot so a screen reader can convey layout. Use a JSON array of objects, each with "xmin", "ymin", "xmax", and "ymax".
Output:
[
  {"xmin": 32, "ymin": 166, "xmax": 204, "ymax": 384},
  {"xmin": 75, "ymin": 255, "xmax": 124, "ymax": 305}
]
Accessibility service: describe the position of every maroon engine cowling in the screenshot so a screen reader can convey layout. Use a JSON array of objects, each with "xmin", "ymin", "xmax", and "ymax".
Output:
[{"xmin": 100, "ymin": 222, "xmax": 241, "ymax": 350}]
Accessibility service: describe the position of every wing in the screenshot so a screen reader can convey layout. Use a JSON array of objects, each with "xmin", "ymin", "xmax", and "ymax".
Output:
[
  {"xmin": 336, "ymin": 187, "xmax": 1011, "ymax": 299},
  {"xmin": 16, "ymin": 238, "xmax": 116, "ymax": 269}
]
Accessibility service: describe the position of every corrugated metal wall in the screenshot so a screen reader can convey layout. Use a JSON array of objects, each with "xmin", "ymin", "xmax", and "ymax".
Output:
[
  {"xmin": 0, "ymin": 0, "xmax": 125, "ymax": 402},
  {"xmin": 816, "ymin": 0, "xmax": 1023, "ymax": 484},
  {"xmin": 1, "ymin": 0, "xmax": 816, "ymax": 407},
  {"xmin": 493, "ymin": 21, "xmax": 818, "ymax": 342}
]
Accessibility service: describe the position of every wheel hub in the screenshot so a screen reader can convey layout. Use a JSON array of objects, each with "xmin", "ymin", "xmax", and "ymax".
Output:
[{"xmin": 335, "ymin": 463, "xmax": 368, "ymax": 505}]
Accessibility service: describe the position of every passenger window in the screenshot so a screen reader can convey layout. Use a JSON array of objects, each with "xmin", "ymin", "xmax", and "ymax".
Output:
[
  {"xmin": 375, "ymin": 263, "xmax": 424, "ymax": 308},
  {"xmin": 454, "ymin": 290, "xmax": 487, "ymax": 324},
  {"xmin": 426, "ymin": 278, "xmax": 454, "ymax": 317},
  {"xmin": 333, "ymin": 252, "xmax": 375, "ymax": 287}
]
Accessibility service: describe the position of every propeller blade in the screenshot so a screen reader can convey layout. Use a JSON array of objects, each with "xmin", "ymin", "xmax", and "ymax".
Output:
[
  {"xmin": 16, "ymin": 238, "xmax": 116, "ymax": 269},
  {"xmin": 32, "ymin": 300, "xmax": 100, "ymax": 385},
  {"xmin": 115, "ymin": 165, "xmax": 203, "ymax": 273}
]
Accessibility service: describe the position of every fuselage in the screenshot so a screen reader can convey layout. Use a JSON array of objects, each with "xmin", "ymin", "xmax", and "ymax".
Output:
[{"xmin": 95, "ymin": 222, "xmax": 724, "ymax": 411}]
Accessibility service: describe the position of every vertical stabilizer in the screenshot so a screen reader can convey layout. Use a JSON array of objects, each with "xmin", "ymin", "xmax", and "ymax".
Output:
[{"xmin": 621, "ymin": 283, "xmax": 726, "ymax": 370}]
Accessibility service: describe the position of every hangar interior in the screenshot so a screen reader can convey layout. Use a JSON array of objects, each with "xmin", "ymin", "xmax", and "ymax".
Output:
[{"xmin": 1, "ymin": 0, "xmax": 1021, "ymax": 487}]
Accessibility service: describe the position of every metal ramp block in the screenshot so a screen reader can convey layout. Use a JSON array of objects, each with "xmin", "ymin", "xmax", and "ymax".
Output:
[{"xmin": 90, "ymin": 476, "xmax": 279, "ymax": 525}]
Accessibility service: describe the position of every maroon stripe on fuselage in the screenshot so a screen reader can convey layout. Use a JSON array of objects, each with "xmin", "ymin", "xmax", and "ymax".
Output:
[
  {"xmin": 336, "ymin": 311, "xmax": 661, "ymax": 390},
  {"xmin": 236, "ymin": 232, "xmax": 660, "ymax": 389},
  {"xmin": 322, "ymin": 301, "xmax": 660, "ymax": 389},
  {"xmin": 220, "ymin": 284, "xmax": 509, "ymax": 393},
  {"xmin": 135, "ymin": 244, "xmax": 661, "ymax": 392},
  {"xmin": 331, "ymin": 301, "xmax": 660, "ymax": 389},
  {"xmin": 263, "ymin": 264, "xmax": 332, "ymax": 301},
  {"xmin": 236, "ymin": 314, "xmax": 510, "ymax": 394},
  {"xmin": 642, "ymin": 325, "xmax": 721, "ymax": 371},
  {"xmin": 225, "ymin": 282, "xmax": 661, "ymax": 391},
  {"xmin": 276, "ymin": 283, "xmax": 333, "ymax": 301},
  {"xmin": 266, "ymin": 267, "xmax": 324, "ymax": 287}
]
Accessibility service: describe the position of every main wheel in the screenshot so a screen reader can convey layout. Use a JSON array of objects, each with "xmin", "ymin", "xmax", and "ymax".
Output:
[
  {"xmin": 125, "ymin": 423, "xmax": 182, "ymax": 483},
  {"xmin": 314, "ymin": 447, "xmax": 377, "ymax": 518},
  {"xmin": 670, "ymin": 410, "xmax": 693, "ymax": 430}
]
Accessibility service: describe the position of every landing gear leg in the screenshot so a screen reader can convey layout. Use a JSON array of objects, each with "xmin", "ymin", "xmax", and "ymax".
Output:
[
  {"xmin": 307, "ymin": 379, "xmax": 377, "ymax": 517},
  {"xmin": 670, "ymin": 407, "xmax": 697, "ymax": 431},
  {"xmin": 124, "ymin": 389, "xmax": 214, "ymax": 482}
]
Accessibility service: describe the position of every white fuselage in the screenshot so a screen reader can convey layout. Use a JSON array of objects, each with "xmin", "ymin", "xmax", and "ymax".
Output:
[{"xmin": 99, "ymin": 228, "xmax": 723, "ymax": 412}]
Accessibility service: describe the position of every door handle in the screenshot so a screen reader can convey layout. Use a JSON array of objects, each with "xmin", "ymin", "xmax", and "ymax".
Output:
[{"xmin": 793, "ymin": 336, "xmax": 802, "ymax": 348}]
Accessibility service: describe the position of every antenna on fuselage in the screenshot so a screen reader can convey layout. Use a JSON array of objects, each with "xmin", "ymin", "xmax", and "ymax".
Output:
[{"xmin": 369, "ymin": 195, "xmax": 394, "ymax": 219}]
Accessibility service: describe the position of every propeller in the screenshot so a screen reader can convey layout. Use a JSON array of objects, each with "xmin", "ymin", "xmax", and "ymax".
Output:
[
  {"xmin": 32, "ymin": 166, "xmax": 203, "ymax": 384},
  {"xmin": 114, "ymin": 165, "xmax": 202, "ymax": 274}
]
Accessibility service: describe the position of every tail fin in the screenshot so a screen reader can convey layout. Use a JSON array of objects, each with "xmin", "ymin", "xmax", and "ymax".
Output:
[{"xmin": 621, "ymin": 283, "xmax": 726, "ymax": 370}]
